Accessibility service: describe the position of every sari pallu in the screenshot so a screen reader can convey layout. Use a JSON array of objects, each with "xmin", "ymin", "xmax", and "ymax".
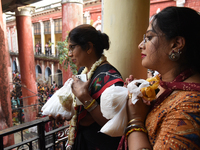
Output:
[{"xmin": 72, "ymin": 64, "xmax": 124, "ymax": 150}]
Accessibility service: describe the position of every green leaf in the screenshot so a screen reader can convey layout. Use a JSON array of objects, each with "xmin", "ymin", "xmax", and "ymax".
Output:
[{"xmin": 57, "ymin": 36, "xmax": 77, "ymax": 75}]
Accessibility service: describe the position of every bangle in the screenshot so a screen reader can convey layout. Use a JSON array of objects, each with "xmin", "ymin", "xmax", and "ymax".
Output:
[
  {"xmin": 128, "ymin": 118, "xmax": 143, "ymax": 125},
  {"xmin": 129, "ymin": 93, "xmax": 132, "ymax": 99},
  {"xmin": 87, "ymin": 100, "xmax": 98, "ymax": 112},
  {"xmin": 125, "ymin": 124, "xmax": 144, "ymax": 134},
  {"xmin": 84, "ymin": 99, "xmax": 96, "ymax": 110},
  {"xmin": 126, "ymin": 127, "xmax": 147, "ymax": 138}
]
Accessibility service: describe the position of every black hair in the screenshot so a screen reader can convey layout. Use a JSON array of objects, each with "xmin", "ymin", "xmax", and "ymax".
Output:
[
  {"xmin": 151, "ymin": 6, "xmax": 200, "ymax": 73},
  {"xmin": 67, "ymin": 24, "xmax": 110, "ymax": 58}
]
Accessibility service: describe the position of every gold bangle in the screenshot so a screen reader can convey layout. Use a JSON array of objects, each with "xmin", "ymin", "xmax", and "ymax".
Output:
[
  {"xmin": 84, "ymin": 99, "xmax": 96, "ymax": 110},
  {"xmin": 128, "ymin": 118, "xmax": 143, "ymax": 125},
  {"xmin": 87, "ymin": 101, "xmax": 98, "ymax": 112},
  {"xmin": 126, "ymin": 127, "xmax": 147, "ymax": 139},
  {"xmin": 129, "ymin": 93, "xmax": 132, "ymax": 99}
]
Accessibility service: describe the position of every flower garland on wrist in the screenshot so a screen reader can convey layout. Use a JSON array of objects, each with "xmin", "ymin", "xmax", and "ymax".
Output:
[{"xmin": 67, "ymin": 54, "xmax": 107, "ymax": 149}]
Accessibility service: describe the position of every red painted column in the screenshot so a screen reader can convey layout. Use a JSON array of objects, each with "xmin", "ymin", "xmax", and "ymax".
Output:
[
  {"xmin": 0, "ymin": 0, "xmax": 14, "ymax": 147},
  {"xmin": 15, "ymin": 6, "xmax": 38, "ymax": 122},
  {"xmin": 61, "ymin": 0, "xmax": 83, "ymax": 82}
]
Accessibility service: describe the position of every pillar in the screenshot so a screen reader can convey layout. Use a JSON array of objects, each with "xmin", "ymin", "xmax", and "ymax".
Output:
[
  {"xmin": 50, "ymin": 18, "xmax": 55, "ymax": 56},
  {"xmin": 15, "ymin": 6, "xmax": 38, "ymax": 122},
  {"xmin": 7, "ymin": 27, "xmax": 11, "ymax": 51},
  {"xmin": 0, "ymin": 0, "xmax": 14, "ymax": 147},
  {"xmin": 51, "ymin": 62, "xmax": 55, "ymax": 83},
  {"xmin": 39, "ymin": 20, "xmax": 45, "ymax": 54},
  {"xmin": 84, "ymin": 11, "xmax": 91, "ymax": 24},
  {"xmin": 102, "ymin": 0, "xmax": 150, "ymax": 79},
  {"xmin": 32, "ymin": 24, "xmax": 35, "ymax": 53},
  {"xmin": 61, "ymin": 0, "xmax": 83, "ymax": 82},
  {"xmin": 42, "ymin": 61, "xmax": 45, "ymax": 81}
]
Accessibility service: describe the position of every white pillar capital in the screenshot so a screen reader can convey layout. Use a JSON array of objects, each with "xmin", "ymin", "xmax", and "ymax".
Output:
[
  {"xmin": 15, "ymin": 6, "xmax": 35, "ymax": 17},
  {"xmin": 50, "ymin": 18, "xmax": 54, "ymax": 24},
  {"xmin": 61, "ymin": 0, "xmax": 83, "ymax": 4}
]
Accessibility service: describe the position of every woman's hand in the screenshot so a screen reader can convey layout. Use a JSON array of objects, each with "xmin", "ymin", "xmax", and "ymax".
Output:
[
  {"xmin": 125, "ymin": 74, "xmax": 150, "ymax": 122},
  {"xmin": 127, "ymin": 97, "xmax": 150, "ymax": 122},
  {"xmin": 71, "ymin": 75, "xmax": 91, "ymax": 103},
  {"xmin": 49, "ymin": 114, "xmax": 70, "ymax": 126},
  {"xmin": 124, "ymin": 75, "xmax": 134, "ymax": 87}
]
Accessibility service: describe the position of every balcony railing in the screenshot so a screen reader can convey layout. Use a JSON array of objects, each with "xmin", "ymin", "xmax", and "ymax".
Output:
[{"xmin": 0, "ymin": 117, "xmax": 69, "ymax": 150}]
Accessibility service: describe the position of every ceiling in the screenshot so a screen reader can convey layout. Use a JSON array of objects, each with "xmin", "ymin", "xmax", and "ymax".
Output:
[{"xmin": 1, "ymin": 0, "xmax": 42, "ymax": 12}]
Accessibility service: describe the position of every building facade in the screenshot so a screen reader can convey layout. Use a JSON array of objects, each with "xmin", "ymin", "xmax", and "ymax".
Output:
[{"xmin": 6, "ymin": 0, "xmax": 102, "ymax": 87}]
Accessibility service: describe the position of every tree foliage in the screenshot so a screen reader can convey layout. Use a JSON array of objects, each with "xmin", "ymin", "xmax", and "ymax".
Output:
[{"xmin": 57, "ymin": 37, "xmax": 77, "ymax": 75}]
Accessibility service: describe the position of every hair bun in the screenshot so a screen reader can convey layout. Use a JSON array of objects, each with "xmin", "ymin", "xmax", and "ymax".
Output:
[{"xmin": 98, "ymin": 30, "xmax": 110, "ymax": 50}]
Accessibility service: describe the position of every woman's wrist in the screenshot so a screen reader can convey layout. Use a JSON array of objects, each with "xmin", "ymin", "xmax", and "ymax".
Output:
[
  {"xmin": 125, "ymin": 119, "xmax": 147, "ymax": 139},
  {"xmin": 83, "ymin": 97, "xmax": 98, "ymax": 112}
]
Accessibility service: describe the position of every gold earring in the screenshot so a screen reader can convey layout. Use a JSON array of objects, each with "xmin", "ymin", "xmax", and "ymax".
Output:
[
  {"xmin": 169, "ymin": 49, "xmax": 182, "ymax": 61},
  {"xmin": 87, "ymin": 50, "xmax": 92, "ymax": 54}
]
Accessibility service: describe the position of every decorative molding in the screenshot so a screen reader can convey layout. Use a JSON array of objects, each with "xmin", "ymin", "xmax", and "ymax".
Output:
[
  {"xmin": 32, "ymin": 6, "xmax": 62, "ymax": 17},
  {"xmin": 15, "ymin": 6, "xmax": 35, "ymax": 17},
  {"xmin": 61, "ymin": 0, "xmax": 83, "ymax": 4}
]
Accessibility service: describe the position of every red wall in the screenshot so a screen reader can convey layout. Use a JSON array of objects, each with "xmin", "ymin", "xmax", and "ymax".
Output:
[{"xmin": 150, "ymin": 0, "xmax": 200, "ymax": 17}]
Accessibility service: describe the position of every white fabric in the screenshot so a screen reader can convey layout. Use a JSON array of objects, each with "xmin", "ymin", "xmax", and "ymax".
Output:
[
  {"xmin": 100, "ymin": 79, "xmax": 150, "ymax": 137},
  {"xmin": 41, "ymin": 78, "xmax": 75, "ymax": 120}
]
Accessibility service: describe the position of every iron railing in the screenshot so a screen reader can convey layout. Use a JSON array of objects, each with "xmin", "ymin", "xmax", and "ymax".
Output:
[{"xmin": 0, "ymin": 117, "xmax": 69, "ymax": 150}]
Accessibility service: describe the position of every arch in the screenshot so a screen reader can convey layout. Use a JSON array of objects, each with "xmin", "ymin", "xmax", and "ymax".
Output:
[
  {"xmin": 35, "ymin": 65, "xmax": 42, "ymax": 78},
  {"xmin": 56, "ymin": 69, "xmax": 62, "ymax": 87},
  {"xmin": 45, "ymin": 67, "xmax": 52, "ymax": 84},
  {"xmin": 93, "ymin": 16, "xmax": 101, "ymax": 31}
]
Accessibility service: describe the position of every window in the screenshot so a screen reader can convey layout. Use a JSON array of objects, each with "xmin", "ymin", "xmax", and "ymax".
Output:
[
  {"xmin": 54, "ymin": 19, "xmax": 62, "ymax": 33},
  {"xmin": 33, "ymin": 23, "xmax": 40, "ymax": 35},
  {"xmin": 44, "ymin": 21, "xmax": 51, "ymax": 34}
]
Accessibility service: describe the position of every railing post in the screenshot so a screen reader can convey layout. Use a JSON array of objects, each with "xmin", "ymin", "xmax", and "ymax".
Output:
[
  {"xmin": 0, "ymin": 136, "xmax": 3, "ymax": 150},
  {"xmin": 37, "ymin": 123, "xmax": 45, "ymax": 150}
]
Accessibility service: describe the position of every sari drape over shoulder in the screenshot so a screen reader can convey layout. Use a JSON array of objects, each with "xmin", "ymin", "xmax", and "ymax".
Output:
[{"xmin": 72, "ymin": 64, "xmax": 124, "ymax": 150}]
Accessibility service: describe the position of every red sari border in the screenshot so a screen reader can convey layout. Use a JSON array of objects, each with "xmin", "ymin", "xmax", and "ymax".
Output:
[{"xmin": 92, "ymin": 78, "xmax": 124, "ymax": 99}]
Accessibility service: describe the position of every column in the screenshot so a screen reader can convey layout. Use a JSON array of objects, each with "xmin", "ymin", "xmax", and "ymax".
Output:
[
  {"xmin": 51, "ymin": 62, "xmax": 55, "ymax": 83},
  {"xmin": 14, "ymin": 26, "xmax": 19, "ymax": 53},
  {"xmin": 7, "ymin": 27, "xmax": 11, "ymax": 51},
  {"xmin": 61, "ymin": 0, "xmax": 83, "ymax": 82},
  {"xmin": 15, "ymin": 6, "xmax": 38, "ymax": 122},
  {"xmin": 42, "ymin": 61, "xmax": 45, "ymax": 81},
  {"xmin": 176, "ymin": 0, "xmax": 185, "ymax": 7},
  {"xmin": 0, "ymin": 0, "xmax": 14, "ymax": 147},
  {"xmin": 84, "ymin": 11, "xmax": 90, "ymax": 24},
  {"xmin": 102, "ymin": 0, "xmax": 150, "ymax": 79},
  {"xmin": 50, "ymin": 18, "xmax": 55, "ymax": 56},
  {"xmin": 39, "ymin": 20, "xmax": 45, "ymax": 54},
  {"xmin": 32, "ymin": 24, "xmax": 35, "ymax": 53}
]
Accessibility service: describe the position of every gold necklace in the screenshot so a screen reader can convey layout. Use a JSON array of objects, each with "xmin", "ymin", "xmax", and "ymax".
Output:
[{"xmin": 67, "ymin": 55, "xmax": 107, "ymax": 149}]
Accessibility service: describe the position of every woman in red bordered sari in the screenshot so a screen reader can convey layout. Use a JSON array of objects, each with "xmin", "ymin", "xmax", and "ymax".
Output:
[
  {"xmin": 67, "ymin": 24, "xmax": 124, "ymax": 150},
  {"xmin": 123, "ymin": 6, "xmax": 200, "ymax": 150},
  {"xmin": 72, "ymin": 64, "xmax": 124, "ymax": 150}
]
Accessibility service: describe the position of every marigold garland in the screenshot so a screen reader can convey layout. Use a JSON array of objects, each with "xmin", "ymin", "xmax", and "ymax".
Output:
[{"xmin": 66, "ymin": 55, "xmax": 107, "ymax": 149}]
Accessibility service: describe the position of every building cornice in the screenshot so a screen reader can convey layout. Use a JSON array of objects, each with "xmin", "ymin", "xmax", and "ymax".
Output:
[
  {"xmin": 32, "ymin": 6, "xmax": 62, "ymax": 18},
  {"xmin": 62, "ymin": 0, "xmax": 83, "ymax": 4}
]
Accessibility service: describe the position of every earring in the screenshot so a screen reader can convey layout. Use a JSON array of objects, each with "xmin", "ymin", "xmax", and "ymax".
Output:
[
  {"xmin": 87, "ymin": 49, "xmax": 92, "ymax": 54},
  {"xmin": 169, "ymin": 49, "xmax": 182, "ymax": 61}
]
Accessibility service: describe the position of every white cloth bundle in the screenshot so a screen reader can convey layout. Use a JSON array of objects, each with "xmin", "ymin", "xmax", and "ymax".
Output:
[
  {"xmin": 41, "ymin": 78, "xmax": 75, "ymax": 120},
  {"xmin": 100, "ymin": 85, "xmax": 128, "ymax": 137},
  {"xmin": 41, "ymin": 74, "xmax": 87, "ymax": 119},
  {"xmin": 100, "ymin": 79, "xmax": 149, "ymax": 137},
  {"xmin": 127, "ymin": 79, "xmax": 149, "ymax": 104}
]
